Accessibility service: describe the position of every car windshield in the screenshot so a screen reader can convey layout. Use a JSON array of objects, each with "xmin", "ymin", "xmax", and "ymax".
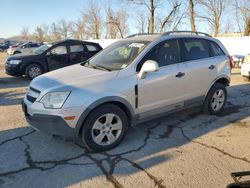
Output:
[
  {"xmin": 33, "ymin": 44, "xmax": 52, "ymax": 54},
  {"xmin": 83, "ymin": 40, "xmax": 149, "ymax": 71}
]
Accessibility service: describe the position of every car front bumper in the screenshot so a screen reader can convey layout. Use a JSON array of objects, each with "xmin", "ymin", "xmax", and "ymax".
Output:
[
  {"xmin": 22, "ymin": 100, "xmax": 78, "ymax": 139},
  {"xmin": 5, "ymin": 63, "xmax": 22, "ymax": 76}
]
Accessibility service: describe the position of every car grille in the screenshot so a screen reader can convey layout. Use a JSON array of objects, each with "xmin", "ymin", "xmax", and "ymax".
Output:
[{"xmin": 26, "ymin": 87, "xmax": 41, "ymax": 103}]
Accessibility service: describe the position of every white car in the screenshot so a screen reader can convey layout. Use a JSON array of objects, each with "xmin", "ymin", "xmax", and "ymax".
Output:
[
  {"xmin": 7, "ymin": 42, "xmax": 40, "ymax": 55},
  {"xmin": 241, "ymin": 54, "xmax": 250, "ymax": 81}
]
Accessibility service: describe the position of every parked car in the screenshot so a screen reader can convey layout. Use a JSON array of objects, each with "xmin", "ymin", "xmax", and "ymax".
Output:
[
  {"xmin": 0, "ymin": 43, "xmax": 10, "ymax": 52},
  {"xmin": 241, "ymin": 54, "xmax": 250, "ymax": 81},
  {"xmin": 22, "ymin": 31, "xmax": 231, "ymax": 151},
  {"xmin": 232, "ymin": 55, "xmax": 245, "ymax": 68},
  {"xmin": 7, "ymin": 42, "xmax": 40, "ymax": 55},
  {"xmin": 5, "ymin": 39, "xmax": 102, "ymax": 79}
]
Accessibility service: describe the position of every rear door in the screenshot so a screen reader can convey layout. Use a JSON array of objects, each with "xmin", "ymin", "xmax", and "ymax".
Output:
[
  {"xmin": 47, "ymin": 44, "xmax": 69, "ymax": 71},
  {"xmin": 69, "ymin": 43, "xmax": 89, "ymax": 65},
  {"xmin": 179, "ymin": 38, "xmax": 217, "ymax": 101},
  {"xmin": 137, "ymin": 39, "xmax": 187, "ymax": 117}
]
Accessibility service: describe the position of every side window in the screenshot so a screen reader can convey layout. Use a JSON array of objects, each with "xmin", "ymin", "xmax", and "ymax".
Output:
[
  {"xmin": 50, "ymin": 46, "xmax": 67, "ymax": 55},
  {"xmin": 70, "ymin": 44, "xmax": 84, "ymax": 53},
  {"xmin": 182, "ymin": 39, "xmax": 210, "ymax": 61},
  {"xmin": 86, "ymin": 44, "xmax": 99, "ymax": 52},
  {"xmin": 30, "ymin": 43, "xmax": 38, "ymax": 48},
  {"xmin": 209, "ymin": 41, "xmax": 225, "ymax": 56},
  {"xmin": 137, "ymin": 39, "xmax": 180, "ymax": 71}
]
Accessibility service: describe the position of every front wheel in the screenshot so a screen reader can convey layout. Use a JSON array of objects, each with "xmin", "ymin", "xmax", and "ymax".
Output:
[
  {"xmin": 203, "ymin": 83, "xmax": 227, "ymax": 115},
  {"xmin": 25, "ymin": 64, "xmax": 43, "ymax": 80},
  {"xmin": 81, "ymin": 104, "xmax": 128, "ymax": 152}
]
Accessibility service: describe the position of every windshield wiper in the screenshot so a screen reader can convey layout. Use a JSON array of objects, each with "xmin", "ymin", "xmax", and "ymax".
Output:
[{"xmin": 94, "ymin": 64, "xmax": 112, "ymax": 71}]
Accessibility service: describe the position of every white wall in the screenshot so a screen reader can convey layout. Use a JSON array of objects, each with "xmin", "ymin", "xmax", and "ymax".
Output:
[{"xmin": 217, "ymin": 36, "xmax": 250, "ymax": 56}]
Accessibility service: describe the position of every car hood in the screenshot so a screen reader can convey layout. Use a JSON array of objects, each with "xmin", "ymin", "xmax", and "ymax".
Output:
[
  {"xmin": 30, "ymin": 64, "xmax": 119, "ymax": 92},
  {"xmin": 7, "ymin": 52, "xmax": 38, "ymax": 60}
]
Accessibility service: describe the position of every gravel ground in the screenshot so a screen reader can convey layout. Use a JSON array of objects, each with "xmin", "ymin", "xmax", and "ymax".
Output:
[{"xmin": 0, "ymin": 52, "xmax": 250, "ymax": 188}]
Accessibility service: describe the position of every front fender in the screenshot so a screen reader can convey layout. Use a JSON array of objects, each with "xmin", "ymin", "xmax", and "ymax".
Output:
[{"xmin": 74, "ymin": 96, "xmax": 135, "ymax": 137}]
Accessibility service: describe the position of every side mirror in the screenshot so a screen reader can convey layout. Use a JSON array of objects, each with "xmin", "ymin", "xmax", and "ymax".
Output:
[{"xmin": 139, "ymin": 60, "xmax": 159, "ymax": 79}]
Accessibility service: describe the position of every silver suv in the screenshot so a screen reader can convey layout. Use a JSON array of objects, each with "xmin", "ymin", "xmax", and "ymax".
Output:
[{"xmin": 22, "ymin": 31, "xmax": 231, "ymax": 151}]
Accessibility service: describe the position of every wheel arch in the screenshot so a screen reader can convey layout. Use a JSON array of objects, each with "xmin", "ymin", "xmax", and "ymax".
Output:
[
  {"xmin": 204, "ymin": 75, "xmax": 230, "ymax": 101},
  {"xmin": 75, "ymin": 96, "xmax": 135, "ymax": 137}
]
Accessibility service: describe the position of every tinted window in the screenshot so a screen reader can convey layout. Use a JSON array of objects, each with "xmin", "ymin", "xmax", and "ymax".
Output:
[
  {"xmin": 70, "ymin": 45, "xmax": 84, "ymax": 53},
  {"xmin": 182, "ymin": 39, "xmax": 210, "ymax": 61},
  {"xmin": 138, "ymin": 39, "xmax": 180, "ymax": 70},
  {"xmin": 30, "ymin": 43, "xmax": 39, "ymax": 48},
  {"xmin": 50, "ymin": 46, "xmax": 67, "ymax": 55},
  {"xmin": 209, "ymin": 41, "xmax": 225, "ymax": 56},
  {"xmin": 86, "ymin": 44, "xmax": 99, "ymax": 51}
]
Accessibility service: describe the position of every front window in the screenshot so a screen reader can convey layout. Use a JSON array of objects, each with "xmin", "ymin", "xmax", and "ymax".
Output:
[
  {"xmin": 83, "ymin": 40, "xmax": 149, "ymax": 71},
  {"xmin": 33, "ymin": 44, "xmax": 52, "ymax": 54}
]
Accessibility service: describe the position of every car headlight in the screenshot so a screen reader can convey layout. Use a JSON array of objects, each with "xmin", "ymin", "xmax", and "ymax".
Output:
[
  {"xmin": 9, "ymin": 60, "xmax": 22, "ymax": 65},
  {"xmin": 40, "ymin": 92, "xmax": 70, "ymax": 109}
]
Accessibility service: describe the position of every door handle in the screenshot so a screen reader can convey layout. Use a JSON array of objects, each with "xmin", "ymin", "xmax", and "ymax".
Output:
[
  {"xmin": 176, "ymin": 72, "xmax": 185, "ymax": 78},
  {"xmin": 209, "ymin": 65, "xmax": 216, "ymax": 70}
]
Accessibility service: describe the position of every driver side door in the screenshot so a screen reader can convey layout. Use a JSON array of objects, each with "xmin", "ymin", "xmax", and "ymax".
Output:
[
  {"xmin": 47, "ymin": 45, "xmax": 69, "ymax": 71},
  {"xmin": 137, "ymin": 39, "xmax": 187, "ymax": 118}
]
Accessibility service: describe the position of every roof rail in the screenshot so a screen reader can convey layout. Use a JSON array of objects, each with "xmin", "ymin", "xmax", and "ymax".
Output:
[
  {"xmin": 126, "ymin": 33, "xmax": 160, "ymax": 38},
  {"xmin": 162, "ymin": 31, "xmax": 211, "ymax": 37}
]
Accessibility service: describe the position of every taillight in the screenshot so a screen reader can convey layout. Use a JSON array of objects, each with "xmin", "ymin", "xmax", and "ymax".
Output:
[{"xmin": 228, "ymin": 55, "xmax": 234, "ymax": 69}]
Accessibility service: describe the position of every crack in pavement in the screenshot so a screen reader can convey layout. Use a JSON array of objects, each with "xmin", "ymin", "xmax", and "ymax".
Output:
[
  {"xmin": 0, "ymin": 121, "xmax": 166, "ymax": 188},
  {"xmin": 177, "ymin": 126, "xmax": 250, "ymax": 164},
  {"xmin": 0, "ymin": 130, "xmax": 35, "ymax": 146}
]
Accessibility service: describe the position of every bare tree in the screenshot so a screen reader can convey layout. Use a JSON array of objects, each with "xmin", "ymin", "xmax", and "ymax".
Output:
[
  {"xmin": 160, "ymin": 2, "xmax": 181, "ymax": 32},
  {"xmin": 128, "ymin": 0, "xmax": 158, "ymax": 33},
  {"xmin": 57, "ymin": 19, "xmax": 73, "ymax": 39},
  {"xmin": 106, "ymin": 7, "xmax": 118, "ymax": 38},
  {"xmin": 106, "ymin": 9, "xmax": 128, "ymax": 38},
  {"xmin": 50, "ymin": 22, "xmax": 62, "ymax": 40},
  {"xmin": 72, "ymin": 19, "xmax": 86, "ymax": 40},
  {"xmin": 33, "ymin": 25, "xmax": 50, "ymax": 43},
  {"xmin": 82, "ymin": 3, "xmax": 102, "ymax": 39},
  {"xmin": 20, "ymin": 27, "xmax": 30, "ymax": 41},
  {"xmin": 197, "ymin": 0, "xmax": 227, "ymax": 37},
  {"xmin": 189, "ymin": 0, "xmax": 196, "ymax": 31},
  {"xmin": 136, "ymin": 12, "xmax": 147, "ymax": 33}
]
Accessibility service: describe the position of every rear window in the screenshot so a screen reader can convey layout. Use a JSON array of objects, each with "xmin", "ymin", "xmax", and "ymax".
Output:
[
  {"xmin": 86, "ymin": 44, "xmax": 99, "ymax": 52},
  {"xmin": 182, "ymin": 39, "xmax": 210, "ymax": 61},
  {"xmin": 209, "ymin": 41, "xmax": 225, "ymax": 56}
]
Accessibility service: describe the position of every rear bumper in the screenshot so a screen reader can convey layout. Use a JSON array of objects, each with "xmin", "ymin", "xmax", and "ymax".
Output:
[{"xmin": 22, "ymin": 101, "xmax": 75, "ymax": 139}]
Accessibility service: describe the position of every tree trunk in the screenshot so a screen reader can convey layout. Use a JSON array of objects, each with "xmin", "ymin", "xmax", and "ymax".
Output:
[
  {"xmin": 189, "ymin": 0, "xmax": 196, "ymax": 32},
  {"xmin": 149, "ymin": 0, "xmax": 154, "ymax": 33},
  {"xmin": 243, "ymin": 17, "xmax": 250, "ymax": 36}
]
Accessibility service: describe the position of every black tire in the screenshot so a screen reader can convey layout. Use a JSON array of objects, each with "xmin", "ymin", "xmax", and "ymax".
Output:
[
  {"xmin": 203, "ymin": 83, "xmax": 227, "ymax": 115},
  {"xmin": 243, "ymin": 76, "xmax": 250, "ymax": 82},
  {"xmin": 25, "ymin": 64, "xmax": 43, "ymax": 80},
  {"xmin": 81, "ymin": 104, "xmax": 128, "ymax": 152}
]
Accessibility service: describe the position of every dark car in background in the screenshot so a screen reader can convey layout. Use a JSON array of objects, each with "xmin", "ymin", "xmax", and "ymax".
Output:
[
  {"xmin": 5, "ymin": 39, "xmax": 102, "ymax": 79},
  {"xmin": 0, "ymin": 43, "xmax": 10, "ymax": 52}
]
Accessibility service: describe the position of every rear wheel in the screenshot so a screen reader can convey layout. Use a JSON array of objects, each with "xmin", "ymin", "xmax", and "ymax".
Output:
[
  {"xmin": 203, "ymin": 83, "xmax": 227, "ymax": 115},
  {"xmin": 81, "ymin": 104, "xmax": 128, "ymax": 152},
  {"xmin": 25, "ymin": 64, "xmax": 43, "ymax": 80}
]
